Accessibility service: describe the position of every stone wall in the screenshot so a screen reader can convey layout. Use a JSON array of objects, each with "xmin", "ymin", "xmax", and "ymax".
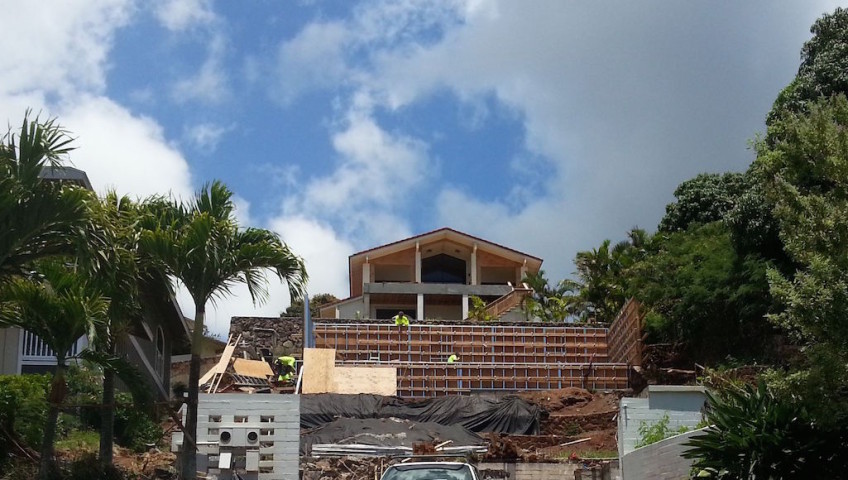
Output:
[{"xmin": 230, "ymin": 317, "xmax": 304, "ymax": 359}]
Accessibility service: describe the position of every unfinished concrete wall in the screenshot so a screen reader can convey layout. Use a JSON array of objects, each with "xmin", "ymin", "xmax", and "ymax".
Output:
[
  {"xmin": 619, "ymin": 428, "xmax": 705, "ymax": 480},
  {"xmin": 174, "ymin": 394, "xmax": 299, "ymax": 480},
  {"xmin": 607, "ymin": 299, "xmax": 643, "ymax": 367},
  {"xmin": 618, "ymin": 393, "xmax": 705, "ymax": 457}
]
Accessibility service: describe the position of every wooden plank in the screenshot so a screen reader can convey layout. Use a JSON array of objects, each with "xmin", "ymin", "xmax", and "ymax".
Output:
[
  {"xmin": 233, "ymin": 358, "xmax": 274, "ymax": 378},
  {"xmin": 198, "ymin": 333, "xmax": 240, "ymax": 389},
  {"xmin": 302, "ymin": 348, "xmax": 336, "ymax": 394}
]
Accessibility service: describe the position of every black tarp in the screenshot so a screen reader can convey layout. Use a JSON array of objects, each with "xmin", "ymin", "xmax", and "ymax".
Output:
[
  {"xmin": 300, "ymin": 417, "xmax": 483, "ymax": 454},
  {"xmin": 300, "ymin": 394, "xmax": 541, "ymax": 435}
]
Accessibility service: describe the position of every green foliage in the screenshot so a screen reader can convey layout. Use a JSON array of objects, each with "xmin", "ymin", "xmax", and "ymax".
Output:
[
  {"xmin": 628, "ymin": 223, "xmax": 774, "ymax": 363},
  {"xmin": 113, "ymin": 393, "xmax": 163, "ymax": 452},
  {"xmin": 467, "ymin": 295, "xmax": 494, "ymax": 322},
  {"xmin": 283, "ymin": 292, "xmax": 339, "ymax": 318},
  {"xmin": 635, "ymin": 414, "xmax": 687, "ymax": 448},
  {"xmin": 767, "ymin": 8, "xmax": 848, "ymax": 127},
  {"xmin": 55, "ymin": 430, "xmax": 99, "ymax": 452},
  {"xmin": 684, "ymin": 382, "xmax": 848, "ymax": 478},
  {"xmin": 659, "ymin": 172, "xmax": 746, "ymax": 233},
  {"xmin": 755, "ymin": 95, "xmax": 848, "ymax": 426},
  {"xmin": 0, "ymin": 374, "xmax": 50, "ymax": 448},
  {"xmin": 520, "ymin": 270, "xmax": 580, "ymax": 322}
]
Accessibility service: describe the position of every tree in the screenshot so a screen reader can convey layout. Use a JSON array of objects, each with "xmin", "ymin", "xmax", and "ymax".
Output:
[
  {"xmin": 0, "ymin": 261, "xmax": 108, "ymax": 480},
  {"xmin": 658, "ymin": 172, "xmax": 746, "ymax": 233},
  {"xmin": 767, "ymin": 8, "xmax": 848, "ymax": 127},
  {"xmin": 628, "ymin": 222, "xmax": 774, "ymax": 364},
  {"xmin": 757, "ymin": 95, "xmax": 848, "ymax": 424},
  {"xmin": 0, "ymin": 113, "xmax": 90, "ymax": 279},
  {"xmin": 140, "ymin": 181, "xmax": 307, "ymax": 480},
  {"xmin": 520, "ymin": 270, "xmax": 580, "ymax": 322},
  {"xmin": 81, "ymin": 192, "xmax": 150, "ymax": 467},
  {"xmin": 573, "ymin": 228, "xmax": 648, "ymax": 323},
  {"xmin": 283, "ymin": 292, "xmax": 339, "ymax": 318}
]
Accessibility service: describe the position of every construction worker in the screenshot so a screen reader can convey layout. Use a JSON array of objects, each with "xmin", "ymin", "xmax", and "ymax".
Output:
[
  {"xmin": 447, "ymin": 354, "xmax": 458, "ymax": 364},
  {"xmin": 274, "ymin": 355, "xmax": 296, "ymax": 384},
  {"xmin": 392, "ymin": 310, "xmax": 410, "ymax": 327}
]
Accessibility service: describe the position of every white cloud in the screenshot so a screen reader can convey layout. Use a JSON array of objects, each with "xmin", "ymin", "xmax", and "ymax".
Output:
[
  {"xmin": 270, "ymin": 0, "xmax": 846, "ymax": 282},
  {"xmin": 184, "ymin": 121, "xmax": 233, "ymax": 153},
  {"xmin": 172, "ymin": 33, "xmax": 230, "ymax": 104},
  {"xmin": 152, "ymin": 0, "xmax": 216, "ymax": 31},
  {"xmin": 58, "ymin": 95, "xmax": 194, "ymax": 199},
  {"xmin": 0, "ymin": 0, "xmax": 133, "ymax": 96}
]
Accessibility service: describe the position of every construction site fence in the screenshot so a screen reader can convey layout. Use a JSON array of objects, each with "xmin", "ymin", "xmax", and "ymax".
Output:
[
  {"xmin": 314, "ymin": 323, "xmax": 612, "ymax": 365},
  {"xmin": 606, "ymin": 299, "xmax": 644, "ymax": 367},
  {"xmin": 338, "ymin": 361, "xmax": 630, "ymax": 397}
]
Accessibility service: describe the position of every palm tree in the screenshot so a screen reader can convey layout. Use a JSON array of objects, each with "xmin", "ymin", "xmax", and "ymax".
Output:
[
  {"xmin": 0, "ymin": 113, "xmax": 90, "ymax": 280},
  {"xmin": 81, "ymin": 192, "xmax": 148, "ymax": 467},
  {"xmin": 0, "ymin": 261, "xmax": 108, "ymax": 480},
  {"xmin": 140, "ymin": 181, "xmax": 307, "ymax": 480}
]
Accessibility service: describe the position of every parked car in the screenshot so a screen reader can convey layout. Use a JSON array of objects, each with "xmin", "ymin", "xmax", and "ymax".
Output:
[{"xmin": 380, "ymin": 462, "xmax": 480, "ymax": 480}]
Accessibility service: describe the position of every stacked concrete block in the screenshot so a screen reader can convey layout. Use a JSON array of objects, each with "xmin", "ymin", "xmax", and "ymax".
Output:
[{"xmin": 174, "ymin": 394, "xmax": 299, "ymax": 480}]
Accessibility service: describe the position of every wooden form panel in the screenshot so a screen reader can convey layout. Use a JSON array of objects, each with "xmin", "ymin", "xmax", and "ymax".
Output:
[
  {"xmin": 607, "ymin": 299, "xmax": 644, "ymax": 367},
  {"xmin": 314, "ymin": 323, "xmax": 611, "ymax": 365},
  {"xmin": 334, "ymin": 366, "xmax": 397, "ymax": 396},
  {"xmin": 302, "ymin": 348, "xmax": 336, "ymax": 394}
]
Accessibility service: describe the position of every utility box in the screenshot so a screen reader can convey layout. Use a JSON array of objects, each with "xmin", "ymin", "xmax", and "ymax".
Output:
[{"xmin": 173, "ymin": 394, "xmax": 299, "ymax": 480}]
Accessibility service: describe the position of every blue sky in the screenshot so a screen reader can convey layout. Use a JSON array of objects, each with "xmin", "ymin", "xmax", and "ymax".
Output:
[{"xmin": 1, "ymin": 0, "xmax": 843, "ymax": 336}]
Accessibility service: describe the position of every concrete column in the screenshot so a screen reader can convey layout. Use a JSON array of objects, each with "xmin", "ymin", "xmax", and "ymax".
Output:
[
  {"xmin": 363, "ymin": 294, "xmax": 370, "ymax": 319},
  {"xmin": 462, "ymin": 294, "xmax": 469, "ymax": 320},
  {"xmin": 417, "ymin": 294, "xmax": 424, "ymax": 320},
  {"xmin": 415, "ymin": 242, "xmax": 421, "ymax": 283},
  {"xmin": 362, "ymin": 258, "xmax": 370, "ymax": 288},
  {"xmin": 470, "ymin": 244, "xmax": 478, "ymax": 285},
  {"xmin": 519, "ymin": 258, "xmax": 527, "ymax": 285}
]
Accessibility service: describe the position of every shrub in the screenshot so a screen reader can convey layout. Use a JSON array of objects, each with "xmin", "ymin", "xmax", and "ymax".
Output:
[
  {"xmin": 114, "ymin": 392, "xmax": 162, "ymax": 452},
  {"xmin": 0, "ymin": 374, "xmax": 50, "ymax": 448},
  {"xmin": 635, "ymin": 414, "xmax": 689, "ymax": 448},
  {"xmin": 67, "ymin": 454, "xmax": 125, "ymax": 480}
]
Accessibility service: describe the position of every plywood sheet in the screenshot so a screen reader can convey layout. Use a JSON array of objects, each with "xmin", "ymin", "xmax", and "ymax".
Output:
[
  {"xmin": 302, "ymin": 348, "xmax": 336, "ymax": 394},
  {"xmin": 232, "ymin": 358, "xmax": 273, "ymax": 378},
  {"xmin": 334, "ymin": 366, "xmax": 397, "ymax": 396}
]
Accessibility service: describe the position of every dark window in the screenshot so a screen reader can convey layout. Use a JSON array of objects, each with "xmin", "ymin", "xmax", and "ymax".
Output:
[{"xmin": 421, "ymin": 254, "xmax": 466, "ymax": 284}]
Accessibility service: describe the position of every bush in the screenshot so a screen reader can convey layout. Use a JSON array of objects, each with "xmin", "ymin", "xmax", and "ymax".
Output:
[
  {"xmin": 635, "ymin": 414, "xmax": 690, "ymax": 448},
  {"xmin": 114, "ymin": 392, "xmax": 162, "ymax": 452},
  {"xmin": 0, "ymin": 374, "xmax": 50, "ymax": 448}
]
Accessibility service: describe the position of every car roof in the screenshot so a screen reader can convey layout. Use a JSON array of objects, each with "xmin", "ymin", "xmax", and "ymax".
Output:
[{"xmin": 388, "ymin": 462, "xmax": 471, "ymax": 471}]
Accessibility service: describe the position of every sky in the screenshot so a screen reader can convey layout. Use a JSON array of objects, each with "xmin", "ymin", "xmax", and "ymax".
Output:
[{"xmin": 1, "ymin": 0, "xmax": 843, "ymax": 337}]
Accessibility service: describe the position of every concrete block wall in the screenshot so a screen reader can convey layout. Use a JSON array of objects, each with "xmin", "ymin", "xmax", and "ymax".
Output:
[
  {"xmin": 619, "ymin": 428, "xmax": 706, "ymax": 480},
  {"xmin": 618, "ymin": 398, "xmax": 703, "ymax": 457},
  {"xmin": 185, "ymin": 394, "xmax": 300, "ymax": 480}
]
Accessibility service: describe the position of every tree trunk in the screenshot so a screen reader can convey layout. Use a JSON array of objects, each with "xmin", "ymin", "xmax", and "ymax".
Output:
[
  {"xmin": 39, "ymin": 360, "xmax": 66, "ymax": 480},
  {"xmin": 99, "ymin": 343, "xmax": 116, "ymax": 467},
  {"xmin": 180, "ymin": 305, "xmax": 206, "ymax": 480}
]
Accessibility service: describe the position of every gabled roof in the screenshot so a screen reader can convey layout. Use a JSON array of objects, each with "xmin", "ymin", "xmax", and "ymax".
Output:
[{"xmin": 350, "ymin": 227, "xmax": 543, "ymax": 264}]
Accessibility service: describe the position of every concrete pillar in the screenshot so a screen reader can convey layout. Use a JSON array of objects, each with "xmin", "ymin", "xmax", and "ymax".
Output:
[
  {"xmin": 417, "ymin": 294, "xmax": 424, "ymax": 320},
  {"xmin": 519, "ymin": 258, "xmax": 527, "ymax": 285},
  {"xmin": 471, "ymin": 244, "xmax": 478, "ymax": 285},
  {"xmin": 462, "ymin": 294, "xmax": 469, "ymax": 319},
  {"xmin": 363, "ymin": 294, "xmax": 370, "ymax": 319},
  {"xmin": 415, "ymin": 242, "xmax": 421, "ymax": 283}
]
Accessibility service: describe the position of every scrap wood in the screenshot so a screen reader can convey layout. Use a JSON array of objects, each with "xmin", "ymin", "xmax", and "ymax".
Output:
[
  {"xmin": 198, "ymin": 333, "xmax": 241, "ymax": 390},
  {"xmin": 232, "ymin": 358, "xmax": 273, "ymax": 377},
  {"xmin": 559, "ymin": 437, "xmax": 592, "ymax": 447}
]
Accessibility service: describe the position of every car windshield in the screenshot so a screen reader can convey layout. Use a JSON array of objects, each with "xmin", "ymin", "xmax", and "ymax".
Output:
[{"xmin": 381, "ymin": 464, "xmax": 475, "ymax": 480}]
